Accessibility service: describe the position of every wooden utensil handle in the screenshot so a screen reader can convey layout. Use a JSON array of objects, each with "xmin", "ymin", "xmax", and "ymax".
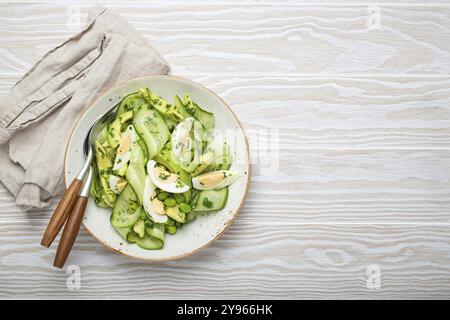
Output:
[
  {"xmin": 53, "ymin": 196, "xmax": 88, "ymax": 268},
  {"xmin": 41, "ymin": 179, "xmax": 83, "ymax": 248}
]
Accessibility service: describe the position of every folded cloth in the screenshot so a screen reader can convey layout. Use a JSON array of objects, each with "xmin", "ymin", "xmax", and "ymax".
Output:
[{"xmin": 0, "ymin": 5, "xmax": 169, "ymax": 210}]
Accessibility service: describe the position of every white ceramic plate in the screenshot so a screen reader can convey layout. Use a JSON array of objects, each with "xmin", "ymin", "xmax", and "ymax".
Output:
[{"xmin": 65, "ymin": 75, "xmax": 250, "ymax": 261}]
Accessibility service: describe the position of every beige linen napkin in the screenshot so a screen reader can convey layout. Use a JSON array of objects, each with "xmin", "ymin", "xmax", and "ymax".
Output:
[{"xmin": 0, "ymin": 5, "xmax": 169, "ymax": 210}]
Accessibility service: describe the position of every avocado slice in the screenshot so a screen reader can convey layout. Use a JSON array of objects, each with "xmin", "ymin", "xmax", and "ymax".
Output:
[
  {"xmin": 140, "ymin": 88, "xmax": 170, "ymax": 115},
  {"xmin": 94, "ymin": 139, "xmax": 116, "ymax": 207},
  {"xmin": 95, "ymin": 140, "xmax": 113, "ymax": 171},
  {"xmin": 183, "ymin": 94, "xmax": 214, "ymax": 131},
  {"xmin": 99, "ymin": 174, "xmax": 117, "ymax": 207},
  {"xmin": 165, "ymin": 205, "xmax": 186, "ymax": 223},
  {"xmin": 108, "ymin": 110, "xmax": 134, "ymax": 148}
]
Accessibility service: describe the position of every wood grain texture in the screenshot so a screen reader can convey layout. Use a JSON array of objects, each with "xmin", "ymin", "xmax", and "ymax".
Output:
[
  {"xmin": 1, "ymin": 219, "xmax": 450, "ymax": 299},
  {"xmin": 1, "ymin": 3, "xmax": 450, "ymax": 75},
  {"xmin": 2, "ymin": 73, "xmax": 450, "ymax": 149},
  {"xmin": 1, "ymin": 1, "xmax": 450, "ymax": 299}
]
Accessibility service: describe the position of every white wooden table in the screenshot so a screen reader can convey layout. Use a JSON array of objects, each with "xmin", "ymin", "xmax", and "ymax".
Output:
[{"xmin": 1, "ymin": 1, "xmax": 450, "ymax": 299}]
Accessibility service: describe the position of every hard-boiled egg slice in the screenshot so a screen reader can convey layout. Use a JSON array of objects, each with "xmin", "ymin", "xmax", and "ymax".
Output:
[
  {"xmin": 112, "ymin": 125, "xmax": 139, "ymax": 170},
  {"xmin": 172, "ymin": 117, "xmax": 203, "ymax": 173},
  {"xmin": 143, "ymin": 176, "xmax": 168, "ymax": 223},
  {"xmin": 126, "ymin": 124, "xmax": 139, "ymax": 142},
  {"xmin": 109, "ymin": 175, "xmax": 128, "ymax": 194},
  {"xmin": 192, "ymin": 170, "xmax": 240, "ymax": 190},
  {"xmin": 146, "ymin": 160, "xmax": 190, "ymax": 193},
  {"xmin": 172, "ymin": 117, "xmax": 194, "ymax": 163}
]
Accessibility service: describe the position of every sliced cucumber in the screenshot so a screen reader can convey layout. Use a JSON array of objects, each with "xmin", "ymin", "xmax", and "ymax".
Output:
[
  {"xmin": 215, "ymin": 143, "xmax": 232, "ymax": 170},
  {"xmin": 126, "ymin": 161, "xmax": 146, "ymax": 204},
  {"xmin": 111, "ymin": 185, "xmax": 141, "ymax": 228},
  {"xmin": 154, "ymin": 142, "xmax": 181, "ymax": 173},
  {"xmin": 112, "ymin": 225, "xmax": 132, "ymax": 241},
  {"xmin": 169, "ymin": 94, "xmax": 191, "ymax": 121},
  {"xmin": 125, "ymin": 142, "xmax": 146, "ymax": 204},
  {"xmin": 133, "ymin": 106, "xmax": 170, "ymax": 159},
  {"xmin": 178, "ymin": 169, "xmax": 192, "ymax": 203},
  {"xmin": 133, "ymin": 219, "xmax": 145, "ymax": 238},
  {"xmin": 127, "ymin": 230, "xmax": 139, "ymax": 243},
  {"xmin": 137, "ymin": 139, "xmax": 148, "ymax": 163},
  {"xmin": 117, "ymin": 93, "xmax": 146, "ymax": 115},
  {"xmin": 194, "ymin": 188, "xmax": 229, "ymax": 211},
  {"xmin": 146, "ymin": 224, "xmax": 165, "ymax": 242},
  {"xmin": 136, "ymin": 234, "xmax": 163, "ymax": 250},
  {"xmin": 129, "ymin": 141, "xmax": 145, "ymax": 163}
]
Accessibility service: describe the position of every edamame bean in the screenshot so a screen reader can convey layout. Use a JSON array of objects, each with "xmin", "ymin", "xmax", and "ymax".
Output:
[
  {"xmin": 166, "ymin": 225, "xmax": 177, "ymax": 234},
  {"xmin": 179, "ymin": 203, "xmax": 192, "ymax": 213},
  {"xmin": 174, "ymin": 193, "xmax": 185, "ymax": 204},
  {"xmin": 157, "ymin": 192, "xmax": 169, "ymax": 201},
  {"xmin": 164, "ymin": 197, "xmax": 176, "ymax": 207}
]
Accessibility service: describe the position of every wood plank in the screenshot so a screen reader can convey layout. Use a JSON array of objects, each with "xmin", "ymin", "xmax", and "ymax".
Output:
[
  {"xmin": 0, "ymin": 222, "xmax": 449, "ymax": 299},
  {"xmin": 1, "ymin": 4, "xmax": 450, "ymax": 75}
]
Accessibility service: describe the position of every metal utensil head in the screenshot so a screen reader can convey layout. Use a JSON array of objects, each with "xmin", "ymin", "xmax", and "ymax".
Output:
[
  {"xmin": 83, "ymin": 105, "xmax": 118, "ymax": 158},
  {"xmin": 76, "ymin": 99, "xmax": 121, "ymax": 181}
]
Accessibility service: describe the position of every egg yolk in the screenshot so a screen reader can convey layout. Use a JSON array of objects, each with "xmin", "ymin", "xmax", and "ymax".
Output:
[
  {"xmin": 154, "ymin": 167, "xmax": 178, "ymax": 183},
  {"xmin": 151, "ymin": 197, "xmax": 166, "ymax": 215},
  {"xmin": 199, "ymin": 172, "xmax": 225, "ymax": 187},
  {"xmin": 117, "ymin": 133, "xmax": 131, "ymax": 156}
]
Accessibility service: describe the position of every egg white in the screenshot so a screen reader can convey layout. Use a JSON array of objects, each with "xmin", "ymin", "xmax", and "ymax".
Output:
[
  {"xmin": 109, "ymin": 175, "xmax": 127, "ymax": 194},
  {"xmin": 143, "ymin": 176, "xmax": 168, "ymax": 224},
  {"xmin": 112, "ymin": 125, "xmax": 139, "ymax": 170},
  {"xmin": 146, "ymin": 160, "xmax": 190, "ymax": 194}
]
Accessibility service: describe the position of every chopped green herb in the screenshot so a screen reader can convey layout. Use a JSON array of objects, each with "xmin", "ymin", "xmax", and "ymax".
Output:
[{"xmin": 202, "ymin": 197, "xmax": 214, "ymax": 209}]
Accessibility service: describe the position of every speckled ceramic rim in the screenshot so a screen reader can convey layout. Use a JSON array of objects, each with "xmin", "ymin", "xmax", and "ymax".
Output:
[{"xmin": 64, "ymin": 75, "xmax": 251, "ymax": 262}]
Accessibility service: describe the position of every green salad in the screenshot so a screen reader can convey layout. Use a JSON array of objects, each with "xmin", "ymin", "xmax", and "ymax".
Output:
[{"xmin": 90, "ymin": 88, "xmax": 240, "ymax": 250}]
